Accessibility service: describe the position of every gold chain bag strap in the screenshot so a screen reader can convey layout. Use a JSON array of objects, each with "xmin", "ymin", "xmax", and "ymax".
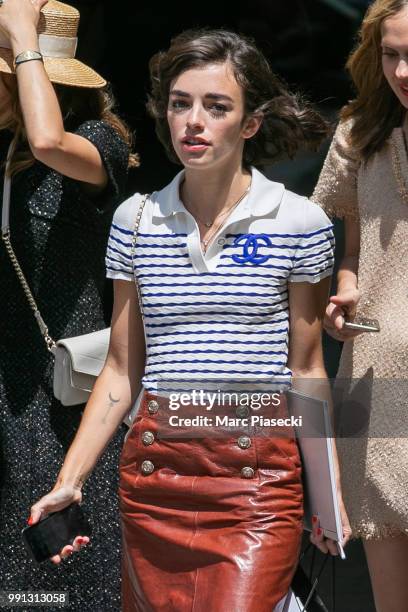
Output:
[
  {"xmin": 1, "ymin": 139, "xmax": 149, "ymax": 407},
  {"xmin": 1, "ymin": 141, "xmax": 56, "ymax": 352},
  {"xmin": 52, "ymin": 193, "xmax": 149, "ymax": 407}
]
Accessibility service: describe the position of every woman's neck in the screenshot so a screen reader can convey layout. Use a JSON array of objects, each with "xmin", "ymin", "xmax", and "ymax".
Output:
[{"xmin": 180, "ymin": 162, "xmax": 251, "ymax": 221}]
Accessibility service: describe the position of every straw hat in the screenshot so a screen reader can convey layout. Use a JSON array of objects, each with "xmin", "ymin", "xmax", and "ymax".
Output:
[{"xmin": 0, "ymin": 0, "xmax": 106, "ymax": 88}]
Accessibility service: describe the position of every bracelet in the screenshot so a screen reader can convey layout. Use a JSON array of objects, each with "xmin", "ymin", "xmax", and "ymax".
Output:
[{"xmin": 14, "ymin": 50, "xmax": 43, "ymax": 69}]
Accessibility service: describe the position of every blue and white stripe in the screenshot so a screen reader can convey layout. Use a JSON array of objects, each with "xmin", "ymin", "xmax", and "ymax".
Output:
[{"xmin": 106, "ymin": 208, "xmax": 334, "ymax": 394}]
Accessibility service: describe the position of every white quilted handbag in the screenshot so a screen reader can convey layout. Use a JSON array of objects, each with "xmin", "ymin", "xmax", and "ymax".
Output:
[{"xmin": 53, "ymin": 328, "xmax": 111, "ymax": 406}]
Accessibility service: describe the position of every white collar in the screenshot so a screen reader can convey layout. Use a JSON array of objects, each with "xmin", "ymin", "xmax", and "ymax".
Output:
[{"xmin": 151, "ymin": 167, "xmax": 285, "ymax": 221}]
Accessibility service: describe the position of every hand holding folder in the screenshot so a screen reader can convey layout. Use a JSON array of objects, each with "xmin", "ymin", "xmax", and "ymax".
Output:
[{"xmin": 286, "ymin": 388, "xmax": 346, "ymax": 558}]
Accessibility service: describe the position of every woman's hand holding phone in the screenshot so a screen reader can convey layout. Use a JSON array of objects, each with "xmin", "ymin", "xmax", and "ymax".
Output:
[
  {"xmin": 324, "ymin": 286, "xmax": 363, "ymax": 341},
  {"xmin": 28, "ymin": 485, "xmax": 89, "ymax": 564}
]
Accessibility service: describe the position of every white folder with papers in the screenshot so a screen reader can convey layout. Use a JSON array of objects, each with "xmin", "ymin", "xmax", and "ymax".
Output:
[{"xmin": 286, "ymin": 389, "xmax": 345, "ymax": 558}]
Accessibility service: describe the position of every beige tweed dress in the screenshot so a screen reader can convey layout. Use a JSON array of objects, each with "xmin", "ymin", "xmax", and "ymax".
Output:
[{"xmin": 312, "ymin": 118, "xmax": 408, "ymax": 539}]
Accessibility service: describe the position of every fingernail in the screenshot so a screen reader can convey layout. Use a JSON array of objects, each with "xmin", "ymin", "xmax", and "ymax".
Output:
[
  {"xmin": 27, "ymin": 517, "xmax": 33, "ymax": 526},
  {"xmin": 312, "ymin": 515, "xmax": 318, "ymax": 524},
  {"xmin": 317, "ymin": 528, "xmax": 322, "ymax": 536}
]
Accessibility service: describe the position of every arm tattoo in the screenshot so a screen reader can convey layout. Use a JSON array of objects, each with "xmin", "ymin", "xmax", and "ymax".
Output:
[{"xmin": 102, "ymin": 392, "xmax": 120, "ymax": 424}]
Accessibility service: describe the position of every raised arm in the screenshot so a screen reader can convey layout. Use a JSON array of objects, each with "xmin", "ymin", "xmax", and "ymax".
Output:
[
  {"xmin": 28, "ymin": 279, "xmax": 146, "ymax": 561},
  {"xmin": 0, "ymin": 0, "xmax": 108, "ymax": 187}
]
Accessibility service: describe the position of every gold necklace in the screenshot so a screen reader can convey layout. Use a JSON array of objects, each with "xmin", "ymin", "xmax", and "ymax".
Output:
[
  {"xmin": 199, "ymin": 184, "xmax": 251, "ymax": 253},
  {"xmin": 194, "ymin": 192, "xmax": 247, "ymax": 228},
  {"xmin": 182, "ymin": 182, "xmax": 251, "ymax": 227},
  {"xmin": 391, "ymin": 137, "xmax": 408, "ymax": 206}
]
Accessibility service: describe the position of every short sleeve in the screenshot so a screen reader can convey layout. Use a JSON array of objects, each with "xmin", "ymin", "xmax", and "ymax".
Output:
[
  {"xmin": 105, "ymin": 195, "xmax": 137, "ymax": 281},
  {"xmin": 75, "ymin": 120, "xmax": 129, "ymax": 209},
  {"xmin": 312, "ymin": 119, "xmax": 360, "ymax": 219},
  {"xmin": 288, "ymin": 201, "xmax": 335, "ymax": 283}
]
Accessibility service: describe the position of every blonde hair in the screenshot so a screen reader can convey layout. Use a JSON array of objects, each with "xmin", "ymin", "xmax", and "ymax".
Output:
[
  {"xmin": 342, "ymin": 0, "xmax": 408, "ymax": 159},
  {"xmin": 0, "ymin": 75, "xmax": 139, "ymax": 176}
]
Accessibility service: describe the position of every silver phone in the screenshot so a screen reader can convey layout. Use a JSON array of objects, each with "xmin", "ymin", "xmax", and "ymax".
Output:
[{"xmin": 343, "ymin": 318, "xmax": 380, "ymax": 332}]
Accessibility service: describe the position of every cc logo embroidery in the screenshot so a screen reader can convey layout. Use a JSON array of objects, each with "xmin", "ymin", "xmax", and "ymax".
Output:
[{"xmin": 231, "ymin": 234, "xmax": 273, "ymax": 265}]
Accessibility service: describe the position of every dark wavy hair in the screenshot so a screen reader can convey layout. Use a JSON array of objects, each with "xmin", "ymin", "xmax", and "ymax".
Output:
[{"xmin": 147, "ymin": 29, "xmax": 329, "ymax": 167}]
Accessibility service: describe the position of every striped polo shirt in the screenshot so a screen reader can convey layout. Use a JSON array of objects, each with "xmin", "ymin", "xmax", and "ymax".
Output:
[{"xmin": 106, "ymin": 167, "xmax": 334, "ymax": 394}]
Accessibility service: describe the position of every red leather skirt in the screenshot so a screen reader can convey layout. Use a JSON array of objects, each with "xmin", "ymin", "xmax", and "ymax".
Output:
[{"xmin": 119, "ymin": 392, "xmax": 303, "ymax": 612}]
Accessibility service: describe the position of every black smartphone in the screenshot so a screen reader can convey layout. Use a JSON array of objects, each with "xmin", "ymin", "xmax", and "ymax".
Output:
[{"xmin": 21, "ymin": 503, "xmax": 91, "ymax": 564}]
